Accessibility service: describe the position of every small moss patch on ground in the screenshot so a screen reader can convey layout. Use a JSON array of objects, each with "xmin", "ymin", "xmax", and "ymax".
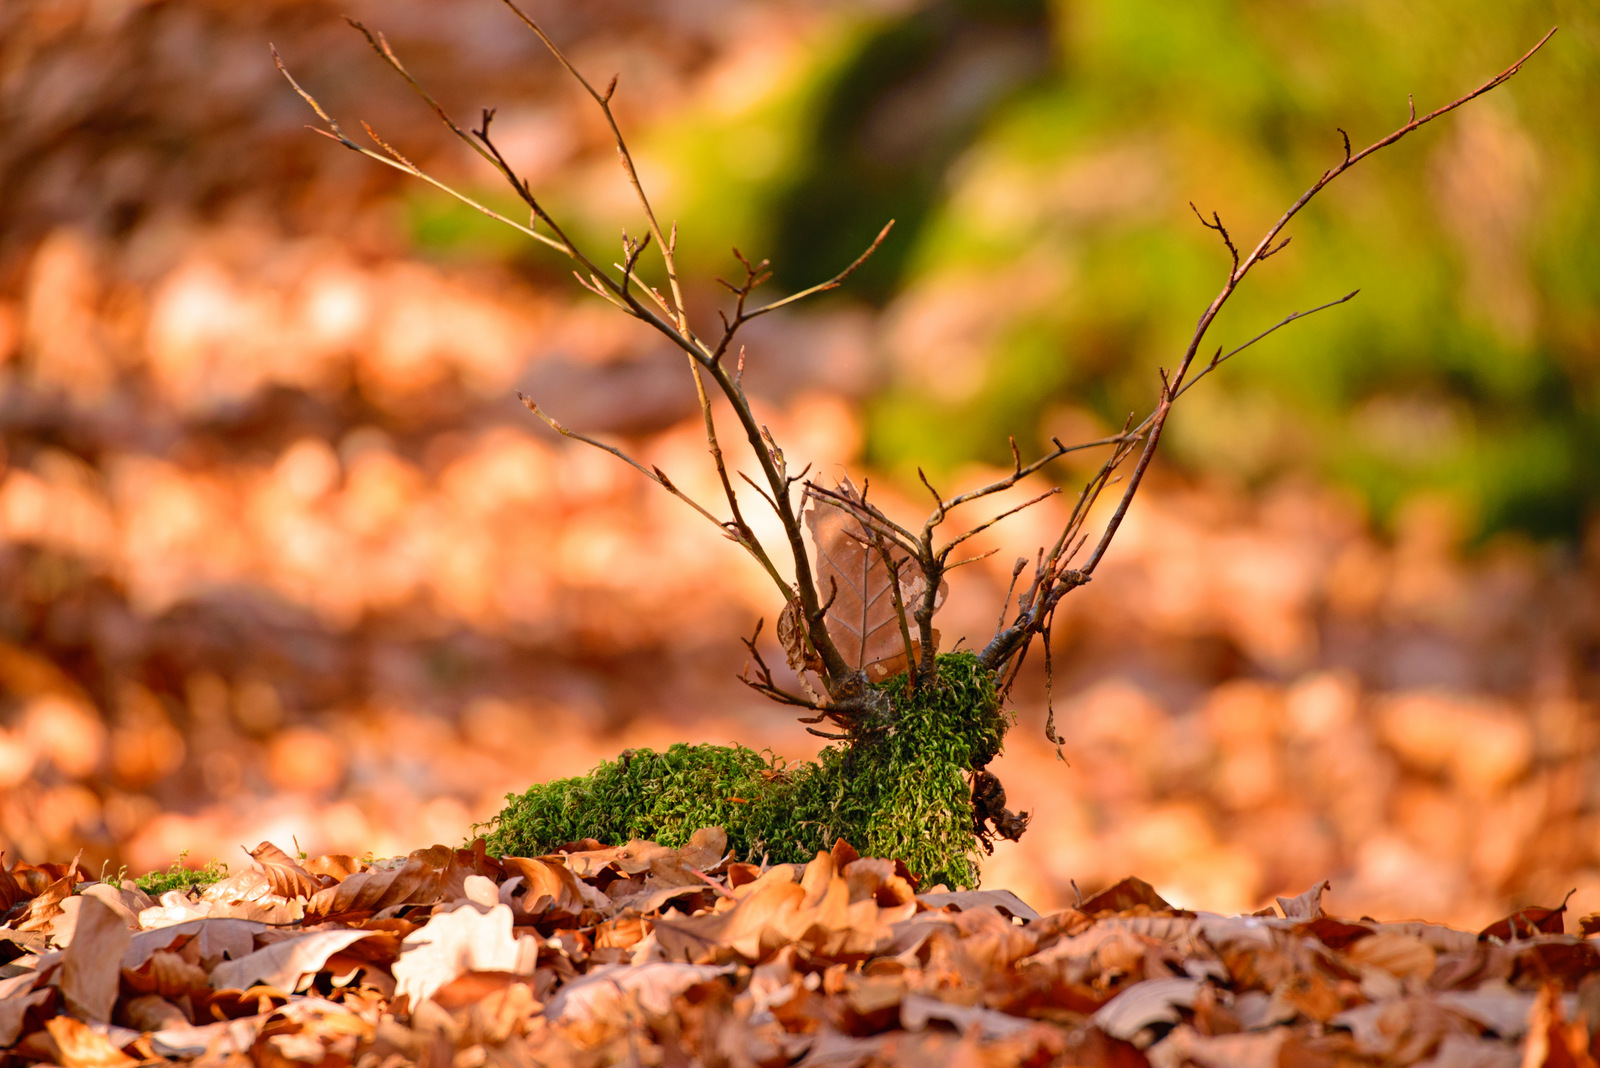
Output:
[
  {"xmin": 480, "ymin": 652, "xmax": 1007, "ymax": 887},
  {"xmin": 134, "ymin": 852, "xmax": 229, "ymax": 897}
]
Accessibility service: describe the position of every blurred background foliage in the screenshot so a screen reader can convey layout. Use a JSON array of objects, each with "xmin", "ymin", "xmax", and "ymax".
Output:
[{"xmin": 419, "ymin": 0, "xmax": 1600, "ymax": 541}]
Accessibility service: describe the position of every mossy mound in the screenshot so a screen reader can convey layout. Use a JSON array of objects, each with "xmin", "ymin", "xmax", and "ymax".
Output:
[{"xmin": 479, "ymin": 652, "xmax": 1007, "ymax": 888}]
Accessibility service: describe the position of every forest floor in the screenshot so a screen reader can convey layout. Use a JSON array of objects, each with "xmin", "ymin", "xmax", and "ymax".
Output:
[{"xmin": 3, "ymin": 832, "xmax": 1598, "ymax": 1067}]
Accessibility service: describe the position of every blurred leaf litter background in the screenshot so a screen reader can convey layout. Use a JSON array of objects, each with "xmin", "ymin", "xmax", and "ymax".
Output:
[{"xmin": 1, "ymin": 0, "xmax": 1598, "ymax": 925}]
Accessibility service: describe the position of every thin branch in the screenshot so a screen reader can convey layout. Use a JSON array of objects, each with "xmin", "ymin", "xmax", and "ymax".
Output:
[
  {"xmin": 977, "ymin": 28, "xmax": 1555, "ymax": 677},
  {"xmin": 742, "ymin": 221, "xmax": 895, "ymax": 321},
  {"xmin": 1079, "ymin": 28, "xmax": 1556, "ymax": 578},
  {"xmin": 940, "ymin": 488, "xmax": 1059, "ymax": 554},
  {"xmin": 272, "ymin": 47, "xmax": 565, "ymax": 252},
  {"xmin": 1174, "ymin": 290, "xmax": 1360, "ymax": 400},
  {"xmin": 496, "ymin": 0, "xmax": 692, "ymax": 334}
]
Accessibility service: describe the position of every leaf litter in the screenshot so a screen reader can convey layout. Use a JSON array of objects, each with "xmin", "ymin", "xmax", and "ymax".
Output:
[{"xmin": 3, "ymin": 837, "xmax": 1598, "ymax": 1066}]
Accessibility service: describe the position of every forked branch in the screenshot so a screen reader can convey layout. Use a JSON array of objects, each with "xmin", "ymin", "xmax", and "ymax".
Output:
[{"xmin": 282, "ymin": 9, "xmax": 1554, "ymax": 735}]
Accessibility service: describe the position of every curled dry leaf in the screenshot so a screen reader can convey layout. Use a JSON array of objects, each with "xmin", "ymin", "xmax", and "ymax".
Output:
[
  {"xmin": 122, "ymin": 951, "xmax": 211, "ymax": 1000},
  {"xmin": 124, "ymin": 918, "xmax": 268, "ymax": 971},
  {"xmin": 804, "ymin": 479, "xmax": 946, "ymax": 681},
  {"xmin": 546, "ymin": 961, "xmax": 735, "ymax": 1023},
  {"xmin": 1343, "ymin": 930, "xmax": 1437, "ymax": 982},
  {"xmin": 390, "ymin": 903, "xmax": 536, "ymax": 1009},
  {"xmin": 777, "ymin": 598, "xmax": 823, "ymax": 677},
  {"xmin": 1478, "ymin": 893, "xmax": 1573, "ymax": 941},
  {"xmin": 1076, "ymin": 876, "xmax": 1179, "ymax": 917},
  {"xmin": 57, "ymin": 895, "xmax": 132, "ymax": 1023},
  {"xmin": 42, "ymin": 1016, "xmax": 138, "ymax": 1068},
  {"xmin": 247, "ymin": 842, "xmax": 325, "ymax": 901},
  {"xmin": 1276, "ymin": 879, "xmax": 1331, "ymax": 921},
  {"xmin": 16, "ymin": 871, "xmax": 75, "ymax": 933},
  {"xmin": 210, "ymin": 929, "xmax": 377, "ymax": 992},
  {"xmin": 919, "ymin": 888, "xmax": 1041, "ymax": 922},
  {"xmin": 304, "ymin": 852, "xmax": 444, "ymax": 922}
]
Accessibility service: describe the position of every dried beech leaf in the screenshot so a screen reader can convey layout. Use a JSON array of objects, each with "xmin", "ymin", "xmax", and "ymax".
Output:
[
  {"xmin": 918, "ymin": 889, "xmax": 1041, "ymax": 922},
  {"xmin": 303, "ymin": 854, "xmax": 364, "ymax": 880},
  {"xmin": 246, "ymin": 842, "xmax": 324, "ymax": 901},
  {"xmin": 1077, "ymin": 876, "xmax": 1178, "ymax": 917},
  {"xmin": 123, "ymin": 918, "xmax": 269, "ymax": 972},
  {"xmin": 1342, "ymin": 930, "xmax": 1436, "ymax": 981},
  {"xmin": 803, "ymin": 479, "xmax": 944, "ymax": 676},
  {"xmin": 1276, "ymin": 879, "xmax": 1330, "ymax": 920},
  {"xmin": 42, "ymin": 1016, "xmax": 138, "ymax": 1068},
  {"xmin": 16, "ymin": 872, "xmax": 74, "ymax": 933},
  {"xmin": 547, "ymin": 962, "xmax": 735, "ymax": 1023},
  {"xmin": 307, "ymin": 858, "xmax": 437, "ymax": 922},
  {"xmin": 1091, "ymin": 976, "xmax": 1202, "ymax": 1041},
  {"xmin": 122, "ymin": 949, "xmax": 211, "ymax": 999},
  {"xmin": 210, "ymin": 929, "xmax": 376, "ymax": 991},
  {"xmin": 1478, "ymin": 894, "xmax": 1572, "ymax": 941},
  {"xmin": 391, "ymin": 903, "xmax": 533, "ymax": 1008},
  {"xmin": 777, "ymin": 598, "xmax": 822, "ymax": 676},
  {"xmin": 0, "ymin": 988, "xmax": 52, "ymax": 1048},
  {"xmin": 58, "ymin": 895, "xmax": 132, "ymax": 1023}
]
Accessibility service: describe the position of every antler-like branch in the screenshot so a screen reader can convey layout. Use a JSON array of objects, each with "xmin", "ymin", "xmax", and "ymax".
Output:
[{"xmin": 977, "ymin": 27, "xmax": 1557, "ymax": 675}]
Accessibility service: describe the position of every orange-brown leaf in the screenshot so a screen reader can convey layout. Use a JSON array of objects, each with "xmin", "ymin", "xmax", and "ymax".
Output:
[
  {"xmin": 247, "ymin": 842, "xmax": 324, "ymax": 901},
  {"xmin": 804, "ymin": 479, "xmax": 944, "ymax": 677}
]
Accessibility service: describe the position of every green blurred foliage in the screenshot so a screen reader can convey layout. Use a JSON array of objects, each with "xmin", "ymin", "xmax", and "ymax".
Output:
[
  {"xmin": 882, "ymin": 0, "xmax": 1600, "ymax": 540},
  {"xmin": 411, "ymin": 0, "xmax": 1600, "ymax": 540}
]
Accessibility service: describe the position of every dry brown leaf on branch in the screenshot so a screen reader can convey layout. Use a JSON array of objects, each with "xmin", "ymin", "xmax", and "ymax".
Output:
[{"xmin": 803, "ymin": 479, "xmax": 946, "ymax": 681}]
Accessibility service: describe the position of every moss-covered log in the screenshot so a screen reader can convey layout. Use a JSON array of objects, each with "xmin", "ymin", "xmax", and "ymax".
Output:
[{"xmin": 478, "ymin": 653, "xmax": 1025, "ymax": 888}]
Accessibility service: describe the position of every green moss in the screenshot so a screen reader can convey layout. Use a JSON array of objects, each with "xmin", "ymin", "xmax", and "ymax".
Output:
[
  {"xmin": 134, "ymin": 851, "xmax": 229, "ymax": 897},
  {"xmin": 478, "ymin": 652, "xmax": 1008, "ymax": 888}
]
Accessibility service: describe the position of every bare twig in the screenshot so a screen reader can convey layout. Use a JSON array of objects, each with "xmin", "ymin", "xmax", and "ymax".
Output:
[{"xmin": 976, "ymin": 28, "xmax": 1556, "ymax": 675}]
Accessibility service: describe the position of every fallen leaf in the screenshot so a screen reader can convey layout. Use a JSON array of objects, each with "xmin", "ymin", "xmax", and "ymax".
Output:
[
  {"xmin": 899, "ymin": 993, "xmax": 1032, "ymax": 1040},
  {"xmin": 804, "ymin": 479, "xmax": 945, "ymax": 679},
  {"xmin": 210, "ymin": 929, "xmax": 376, "ymax": 991},
  {"xmin": 919, "ymin": 888, "xmax": 1040, "ymax": 922},
  {"xmin": 1276, "ymin": 879, "xmax": 1330, "ymax": 920},
  {"xmin": 1415, "ymin": 1033, "xmax": 1521, "ymax": 1068},
  {"xmin": 391, "ymin": 902, "xmax": 535, "ymax": 1008},
  {"xmin": 43, "ymin": 1016, "xmax": 139, "ymax": 1068},
  {"xmin": 303, "ymin": 854, "xmax": 364, "ymax": 881},
  {"xmin": 16, "ymin": 871, "xmax": 74, "ymax": 933},
  {"xmin": 1078, "ymin": 877, "xmax": 1180, "ymax": 917},
  {"xmin": 305, "ymin": 853, "xmax": 443, "ymax": 921},
  {"xmin": 1147, "ymin": 1024, "xmax": 1285, "ymax": 1068},
  {"xmin": 1479, "ymin": 892, "xmax": 1573, "ymax": 941},
  {"xmin": 123, "ymin": 949, "xmax": 211, "ymax": 998},
  {"xmin": 146, "ymin": 1014, "xmax": 271, "ymax": 1058},
  {"xmin": 1343, "ymin": 930, "xmax": 1437, "ymax": 981},
  {"xmin": 57, "ymin": 895, "xmax": 132, "ymax": 1022},
  {"xmin": 0, "ymin": 987, "xmax": 52, "ymax": 1047},
  {"xmin": 1331, "ymin": 996, "xmax": 1482, "ymax": 1063},
  {"xmin": 546, "ymin": 961, "xmax": 734, "ymax": 1023},
  {"xmin": 1520, "ymin": 982, "xmax": 1596, "ymax": 1068},
  {"xmin": 123, "ymin": 917, "xmax": 268, "ymax": 971},
  {"xmin": 247, "ymin": 841, "xmax": 325, "ymax": 900},
  {"xmin": 1091, "ymin": 976, "xmax": 1202, "ymax": 1042}
]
